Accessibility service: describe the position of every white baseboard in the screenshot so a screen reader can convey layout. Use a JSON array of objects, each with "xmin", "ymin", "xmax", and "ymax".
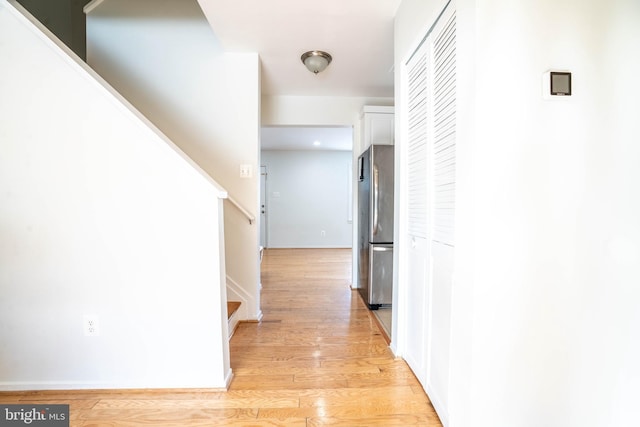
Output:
[
  {"xmin": 224, "ymin": 369, "xmax": 234, "ymax": 390},
  {"xmin": 0, "ymin": 380, "xmax": 229, "ymax": 391},
  {"xmin": 228, "ymin": 309, "xmax": 241, "ymax": 338},
  {"xmin": 0, "ymin": 381, "xmax": 113, "ymax": 391},
  {"xmin": 427, "ymin": 382, "xmax": 449, "ymax": 427}
]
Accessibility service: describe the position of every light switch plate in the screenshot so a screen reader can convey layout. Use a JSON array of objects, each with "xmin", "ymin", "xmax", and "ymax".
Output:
[{"xmin": 240, "ymin": 164, "xmax": 253, "ymax": 178}]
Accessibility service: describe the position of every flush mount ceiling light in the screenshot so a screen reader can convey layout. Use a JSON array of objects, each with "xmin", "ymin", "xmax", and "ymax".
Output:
[{"xmin": 301, "ymin": 50, "xmax": 332, "ymax": 74}]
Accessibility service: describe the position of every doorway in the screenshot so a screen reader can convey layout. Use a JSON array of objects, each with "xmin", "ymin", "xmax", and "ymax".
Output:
[
  {"xmin": 258, "ymin": 124, "xmax": 393, "ymax": 341},
  {"xmin": 259, "ymin": 125, "xmax": 353, "ymax": 249}
]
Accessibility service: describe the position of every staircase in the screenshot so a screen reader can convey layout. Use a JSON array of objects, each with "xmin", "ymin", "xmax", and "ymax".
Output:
[{"xmin": 227, "ymin": 301, "xmax": 241, "ymax": 339}]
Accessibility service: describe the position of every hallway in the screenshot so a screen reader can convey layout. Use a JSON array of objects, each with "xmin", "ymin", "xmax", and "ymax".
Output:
[
  {"xmin": 229, "ymin": 248, "xmax": 442, "ymax": 425},
  {"xmin": 0, "ymin": 249, "xmax": 442, "ymax": 426}
]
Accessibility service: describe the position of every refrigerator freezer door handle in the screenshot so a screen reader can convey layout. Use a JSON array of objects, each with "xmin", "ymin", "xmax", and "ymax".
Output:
[
  {"xmin": 372, "ymin": 246, "xmax": 393, "ymax": 252},
  {"xmin": 373, "ymin": 165, "xmax": 379, "ymax": 236}
]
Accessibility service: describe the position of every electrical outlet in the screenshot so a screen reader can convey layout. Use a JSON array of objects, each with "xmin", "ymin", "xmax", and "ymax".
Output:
[{"xmin": 83, "ymin": 315, "xmax": 100, "ymax": 337}]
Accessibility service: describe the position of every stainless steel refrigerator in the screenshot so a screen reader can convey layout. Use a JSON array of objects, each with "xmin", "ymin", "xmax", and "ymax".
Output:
[{"xmin": 357, "ymin": 145, "xmax": 394, "ymax": 309}]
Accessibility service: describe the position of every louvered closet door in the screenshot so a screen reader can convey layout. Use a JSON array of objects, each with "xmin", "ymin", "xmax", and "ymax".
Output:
[
  {"xmin": 404, "ymin": 39, "xmax": 430, "ymax": 384},
  {"xmin": 428, "ymin": 6, "xmax": 456, "ymax": 416},
  {"xmin": 403, "ymin": 0, "xmax": 456, "ymax": 420}
]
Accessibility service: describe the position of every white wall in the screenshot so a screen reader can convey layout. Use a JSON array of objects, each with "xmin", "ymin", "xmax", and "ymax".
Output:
[
  {"xmin": 0, "ymin": 0, "xmax": 230, "ymax": 390},
  {"xmin": 261, "ymin": 150, "xmax": 353, "ymax": 248},
  {"xmin": 396, "ymin": 0, "xmax": 640, "ymax": 426},
  {"xmin": 461, "ymin": 0, "xmax": 640, "ymax": 425},
  {"xmin": 262, "ymin": 95, "xmax": 393, "ymax": 128},
  {"xmin": 86, "ymin": 0, "xmax": 262, "ymax": 320}
]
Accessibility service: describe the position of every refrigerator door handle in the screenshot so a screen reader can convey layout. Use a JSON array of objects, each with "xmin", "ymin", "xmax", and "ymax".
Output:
[
  {"xmin": 373, "ymin": 165, "xmax": 379, "ymax": 236},
  {"xmin": 372, "ymin": 245, "xmax": 393, "ymax": 252}
]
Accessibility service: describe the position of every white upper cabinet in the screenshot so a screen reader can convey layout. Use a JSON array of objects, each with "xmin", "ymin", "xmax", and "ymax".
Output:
[{"xmin": 361, "ymin": 106, "xmax": 394, "ymax": 149}]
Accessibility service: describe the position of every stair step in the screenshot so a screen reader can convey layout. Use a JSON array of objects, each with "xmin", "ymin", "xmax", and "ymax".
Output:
[{"xmin": 227, "ymin": 301, "xmax": 241, "ymax": 320}]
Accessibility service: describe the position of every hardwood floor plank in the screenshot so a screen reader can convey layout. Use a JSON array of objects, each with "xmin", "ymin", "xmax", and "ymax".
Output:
[
  {"xmin": 92, "ymin": 397, "xmax": 299, "ymax": 410},
  {"xmin": 232, "ymin": 365, "xmax": 381, "ymax": 376},
  {"xmin": 80, "ymin": 419, "xmax": 306, "ymax": 427},
  {"xmin": 297, "ymin": 385, "xmax": 425, "ymax": 407},
  {"xmin": 76, "ymin": 407, "xmax": 259, "ymax": 422},
  {"xmin": 259, "ymin": 400, "xmax": 435, "ymax": 420},
  {"xmin": 307, "ymin": 413, "xmax": 440, "ymax": 426},
  {"xmin": 0, "ymin": 395, "xmax": 29, "ymax": 403},
  {"xmin": 294, "ymin": 370, "xmax": 422, "ymax": 388}
]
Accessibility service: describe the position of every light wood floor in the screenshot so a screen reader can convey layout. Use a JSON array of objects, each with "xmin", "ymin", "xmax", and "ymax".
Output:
[{"xmin": 0, "ymin": 248, "xmax": 442, "ymax": 426}]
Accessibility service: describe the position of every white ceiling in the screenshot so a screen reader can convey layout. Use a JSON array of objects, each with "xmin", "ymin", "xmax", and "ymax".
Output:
[
  {"xmin": 197, "ymin": 0, "xmax": 401, "ymax": 97},
  {"xmin": 197, "ymin": 0, "xmax": 400, "ymax": 151}
]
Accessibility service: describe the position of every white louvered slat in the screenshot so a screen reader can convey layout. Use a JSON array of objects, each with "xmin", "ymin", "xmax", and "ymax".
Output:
[
  {"xmin": 407, "ymin": 46, "xmax": 429, "ymax": 239},
  {"xmin": 432, "ymin": 11, "xmax": 456, "ymax": 246}
]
